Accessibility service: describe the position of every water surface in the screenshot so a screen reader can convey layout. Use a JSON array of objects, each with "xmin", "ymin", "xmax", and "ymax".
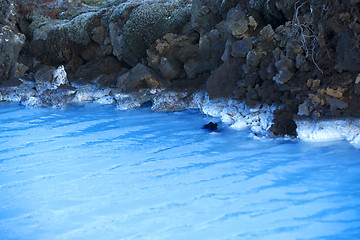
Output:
[{"xmin": 1, "ymin": 102, "xmax": 360, "ymax": 240}]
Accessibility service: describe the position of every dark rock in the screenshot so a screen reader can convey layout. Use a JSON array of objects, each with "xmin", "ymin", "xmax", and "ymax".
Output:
[
  {"xmin": 34, "ymin": 65, "xmax": 69, "ymax": 92},
  {"xmin": 38, "ymin": 87, "xmax": 76, "ymax": 108},
  {"xmin": 270, "ymin": 102, "xmax": 298, "ymax": 137},
  {"xmin": 80, "ymin": 42, "xmax": 107, "ymax": 62},
  {"xmin": 273, "ymin": 55, "xmax": 294, "ymax": 84},
  {"xmin": 121, "ymin": 1, "xmax": 192, "ymax": 59},
  {"xmin": 31, "ymin": 37, "xmax": 83, "ymax": 66},
  {"xmin": 246, "ymin": 50, "xmax": 260, "ymax": 67},
  {"xmin": 0, "ymin": 0, "xmax": 17, "ymax": 30},
  {"xmin": 335, "ymin": 31, "xmax": 360, "ymax": 73},
  {"xmin": 355, "ymin": 84, "xmax": 360, "ymax": 95},
  {"xmin": 326, "ymin": 16, "xmax": 345, "ymax": 34},
  {"xmin": 93, "ymin": 73, "xmax": 122, "ymax": 88},
  {"xmin": 271, "ymin": 112, "xmax": 297, "ymax": 137},
  {"xmin": 245, "ymin": 87, "xmax": 260, "ymax": 106},
  {"xmin": 159, "ymin": 57, "xmax": 181, "ymax": 80},
  {"xmin": 231, "ymin": 38, "xmax": 253, "ymax": 58},
  {"xmin": 206, "ymin": 60, "xmax": 242, "ymax": 98},
  {"xmin": 0, "ymin": 26, "xmax": 26, "ymax": 84},
  {"xmin": 73, "ymin": 56, "xmax": 123, "ymax": 83},
  {"xmin": 249, "ymin": 0, "xmax": 285, "ymax": 26},
  {"xmin": 257, "ymin": 80, "xmax": 276, "ymax": 103},
  {"xmin": 191, "ymin": 0, "xmax": 238, "ymax": 34},
  {"xmin": 226, "ymin": 4, "xmax": 249, "ymax": 39},
  {"xmin": 326, "ymin": 97, "xmax": 348, "ymax": 111},
  {"xmin": 202, "ymin": 122, "xmax": 218, "ymax": 131},
  {"xmin": 191, "ymin": 0, "xmax": 222, "ymax": 34},
  {"xmin": 147, "ymin": 33, "xmax": 199, "ymax": 69},
  {"xmin": 184, "ymin": 29, "xmax": 225, "ymax": 79},
  {"xmin": 117, "ymin": 63, "xmax": 168, "ymax": 93}
]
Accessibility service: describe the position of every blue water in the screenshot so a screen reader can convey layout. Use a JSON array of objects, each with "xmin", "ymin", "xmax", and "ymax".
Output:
[{"xmin": 1, "ymin": 102, "xmax": 360, "ymax": 240}]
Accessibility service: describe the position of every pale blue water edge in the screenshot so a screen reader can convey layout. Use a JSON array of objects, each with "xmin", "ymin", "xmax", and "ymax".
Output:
[{"xmin": 0, "ymin": 102, "xmax": 360, "ymax": 240}]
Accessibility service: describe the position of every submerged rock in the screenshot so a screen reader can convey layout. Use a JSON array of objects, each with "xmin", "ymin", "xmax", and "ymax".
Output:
[{"xmin": 202, "ymin": 122, "xmax": 218, "ymax": 131}]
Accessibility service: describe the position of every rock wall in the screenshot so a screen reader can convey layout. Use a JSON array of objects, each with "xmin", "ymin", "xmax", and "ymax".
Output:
[{"xmin": 1, "ymin": 0, "xmax": 360, "ymax": 137}]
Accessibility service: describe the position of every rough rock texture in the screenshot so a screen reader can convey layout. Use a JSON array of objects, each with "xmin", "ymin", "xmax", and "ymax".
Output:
[
  {"xmin": 1, "ymin": 0, "xmax": 360, "ymax": 138},
  {"xmin": 0, "ymin": 0, "xmax": 26, "ymax": 84},
  {"xmin": 117, "ymin": 63, "xmax": 168, "ymax": 93},
  {"xmin": 108, "ymin": 0, "xmax": 192, "ymax": 66},
  {"xmin": 0, "ymin": 26, "xmax": 26, "ymax": 84}
]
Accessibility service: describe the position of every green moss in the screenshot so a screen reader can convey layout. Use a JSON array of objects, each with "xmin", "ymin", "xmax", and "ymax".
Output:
[{"xmin": 121, "ymin": 1, "xmax": 191, "ymax": 58}]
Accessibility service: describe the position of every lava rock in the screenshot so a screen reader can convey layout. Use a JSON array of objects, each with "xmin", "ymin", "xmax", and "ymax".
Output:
[
  {"xmin": 231, "ymin": 38, "xmax": 253, "ymax": 58},
  {"xmin": 336, "ymin": 31, "xmax": 360, "ymax": 72},
  {"xmin": 270, "ymin": 104, "xmax": 298, "ymax": 137},
  {"xmin": 0, "ymin": 26, "xmax": 26, "ymax": 84},
  {"xmin": 202, "ymin": 122, "xmax": 218, "ymax": 131},
  {"xmin": 117, "ymin": 63, "xmax": 168, "ymax": 93}
]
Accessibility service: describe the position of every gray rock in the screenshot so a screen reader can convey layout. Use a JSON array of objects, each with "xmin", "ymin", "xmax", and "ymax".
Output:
[
  {"xmin": 273, "ymin": 70, "xmax": 293, "ymax": 85},
  {"xmin": 221, "ymin": 39, "xmax": 233, "ymax": 62},
  {"xmin": 0, "ymin": 26, "xmax": 26, "ymax": 84},
  {"xmin": 298, "ymin": 102, "xmax": 310, "ymax": 116},
  {"xmin": 0, "ymin": 0, "xmax": 17, "ymax": 29},
  {"xmin": 226, "ymin": 4, "xmax": 249, "ymax": 39},
  {"xmin": 246, "ymin": 50, "xmax": 260, "ymax": 67},
  {"xmin": 273, "ymin": 55, "xmax": 294, "ymax": 84},
  {"xmin": 91, "ymin": 25, "xmax": 107, "ymax": 45},
  {"xmin": 326, "ymin": 97, "xmax": 348, "ymax": 111},
  {"xmin": 191, "ymin": 0, "xmax": 238, "ymax": 34},
  {"xmin": 109, "ymin": 29, "xmax": 139, "ymax": 67},
  {"xmin": 34, "ymin": 65, "xmax": 69, "ymax": 92},
  {"xmin": 117, "ymin": 63, "xmax": 168, "ymax": 93},
  {"xmin": 73, "ymin": 56, "xmax": 123, "ymax": 83},
  {"xmin": 159, "ymin": 57, "xmax": 181, "ymax": 80},
  {"xmin": 121, "ymin": 1, "xmax": 191, "ymax": 59},
  {"xmin": 52, "ymin": 11, "xmax": 101, "ymax": 45},
  {"xmin": 231, "ymin": 38, "xmax": 253, "ymax": 58},
  {"xmin": 335, "ymin": 31, "xmax": 360, "ymax": 72},
  {"xmin": 184, "ymin": 58, "xmax": 202, "ymax": 79},
  {"xmin": 191, "ymin": 0, "xmax": 220, "ymax": 34},
  {"xmin": 38, "ymin": 86, "xmax": 77, "ymax": 108},
  {"xmin": 260, "ymin": 24, "xmax": 275, "ymax": 40}
]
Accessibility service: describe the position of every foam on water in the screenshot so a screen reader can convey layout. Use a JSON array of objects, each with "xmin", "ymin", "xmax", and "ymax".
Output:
[{"xmin": 1, "ymin": 102, "xmax": 360, "ymax": 240}]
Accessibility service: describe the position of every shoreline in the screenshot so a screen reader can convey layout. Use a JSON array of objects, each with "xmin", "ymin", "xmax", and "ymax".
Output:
[{"xmin": 1, "ymin": 78, "xmax": 360, "ymax": 149}]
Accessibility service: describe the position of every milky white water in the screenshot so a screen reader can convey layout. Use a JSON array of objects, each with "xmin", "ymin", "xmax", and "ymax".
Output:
[{"xmin": 1, "ymin": 102, "xmax": 360, "ymax": 240}]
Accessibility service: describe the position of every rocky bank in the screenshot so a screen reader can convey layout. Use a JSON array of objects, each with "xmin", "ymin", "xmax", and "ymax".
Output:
[{"xmin": 1, "ymin": 0, "xmax": 360, "ymax": 140}]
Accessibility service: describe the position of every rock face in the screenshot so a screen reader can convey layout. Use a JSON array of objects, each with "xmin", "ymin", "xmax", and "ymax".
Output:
[
  {"xmin": 1, "ymin": 0, "xmax": 360, "ymax": 137},
  {"xmin": 0, "ymin": 0, "xmax": 26, "ymax": 84},
  {"xmin": 0, "ymin": 26, "xmax": 26, "ymax": 84},
  {"xmin": 108, "ymin": 0, "xmax": 192, "ymax": 66}
]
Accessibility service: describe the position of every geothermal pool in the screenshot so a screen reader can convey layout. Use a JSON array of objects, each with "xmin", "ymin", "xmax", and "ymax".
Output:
[{"xmin": 1, "ymin": 102, "xmax": 360, "ymax": 240}]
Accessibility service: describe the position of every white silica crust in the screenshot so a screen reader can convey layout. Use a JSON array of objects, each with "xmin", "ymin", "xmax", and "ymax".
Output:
[
  {"xmin": 72, "ymin": 85, "xmax": 113, "ymax": 102},
  {"xmin": 52, "ymin": 65, "xmax": 68, "ymax": 86},
  {"xmin": 296, "ymin": 119, "xmax": 360, "ymax": 148},
  {"xmin": 1, "ymin": 76, "xmax": 360, "ymax": 148},
  {"xmin": 198, "ymin": 94, "xmax": 277, "ymax": 135}
]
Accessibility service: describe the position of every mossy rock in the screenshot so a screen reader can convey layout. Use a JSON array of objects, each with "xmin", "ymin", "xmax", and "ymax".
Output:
[
  {"xmin": 52, "ymin": 11, "xmax": 99, "ymax": 45},
  {"xmin": 121, "ymin": 0, "xmax": 191, "ymax": 58},
  {"xmin": 82, "ymin": 0, "xmax": 110, "ymax": 7}
]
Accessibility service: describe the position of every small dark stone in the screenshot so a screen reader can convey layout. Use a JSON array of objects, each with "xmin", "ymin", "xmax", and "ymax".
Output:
[
  {"xmin": 202, "ymin": 122, "xmax": 218, "ymax": 131},
  {"xmin": 270, "ymin": 103, "xmax": 298, "ymax": 137}
]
